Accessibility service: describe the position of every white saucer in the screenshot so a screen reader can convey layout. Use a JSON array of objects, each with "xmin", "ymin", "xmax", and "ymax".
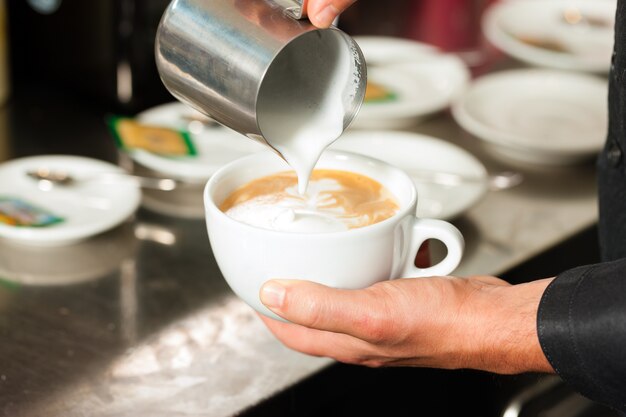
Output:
[
  {"xmin": 132, "ymin": 102, "xmax": 266, "ymax": 181},
  {"xmin": 125, "ymin": 157, "xmax": 206, "ymax": 219},
  {"xmin": 351, "ymin": 36, "xmax": 470, "ymax": 129},
  {"xmin": 0, "ymin": 222, "xmax": 137, "ymax": 286},
  {"xmin": 483, "ymin": 0, "xmax": 616, "ymax": 73},
  {"xmin": 330, "ymin": 130, "xmax": 488, "ymax": 220},
  {"xmin": 452, "ymin": 69, "xmax": 608, "ymax": 166},
  {"xmin": 0, "ymin": 155, "xmax": 141, "ymax": 247},
  {"xmin": 353, "ymin": 36, "xmax": 440, "ymax": 66}
]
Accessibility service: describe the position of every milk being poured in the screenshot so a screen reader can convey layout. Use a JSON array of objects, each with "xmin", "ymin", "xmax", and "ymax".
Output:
[{"xmin": 257, "ymin": 31, "xmax": 356, "ymax": 194}]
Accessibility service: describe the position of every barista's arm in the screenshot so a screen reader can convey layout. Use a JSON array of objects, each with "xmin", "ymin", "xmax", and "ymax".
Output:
[
  {"xmin": 259, "ymin": 275, "xmax": 554, "ymax": 374},
  {"xmin": 303, "ymin": 0, "xmax": 356, "ymax": 28},
  {"xmin": 259, "ymin": 260, "xmax": 626, "ymax": 412}
]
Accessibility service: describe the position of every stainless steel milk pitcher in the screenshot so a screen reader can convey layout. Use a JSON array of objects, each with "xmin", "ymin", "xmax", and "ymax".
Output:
[{"xmin": 155, "ymin": 0, "xmax": 366, "ymax": 147}]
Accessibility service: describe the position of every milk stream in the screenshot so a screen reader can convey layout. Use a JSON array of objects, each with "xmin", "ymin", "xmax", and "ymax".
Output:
[
  {"xmin": 272, "ymin": 97, "xmax": 346, "ymax": 195},
  {"xmin": 257, "ymin": 31, "xmax": 353, "ymax": 194}
]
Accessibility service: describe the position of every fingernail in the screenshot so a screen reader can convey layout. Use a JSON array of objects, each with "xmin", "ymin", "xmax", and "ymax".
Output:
[
  {"xmin": 313, "ymin": 4, "xmax": 339, "ymax": 28},
  {"xmin": 261, "ymin": 281, "xmax": 286, "ymax": 309}
]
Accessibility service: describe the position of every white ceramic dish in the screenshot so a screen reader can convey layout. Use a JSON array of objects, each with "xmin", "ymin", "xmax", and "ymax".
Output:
[
  {"xmin": 0, "ymin": 223, "xmax": 136, "ymax": 286},
  {"xmin": 126, "ymin": 159, "xmax": 206, "ymax": 219},
  {"xmin": 132, "ymin": 102, "xmax": 266, "ymax": 181},
  {"xmin": 330, "ymin": 130, "xmax": 488, "ymax": 220},
  {"xmin": 351, "ymin": 36, "xmax": 470, "ymax": 129},
  {"xmin": 452, "ymin": 69, "xmax": 608, "ymax": 166},
  {"xmin": 140, "ymin": 189, "xmax": 205, "ymax": 220},
  {"xmin": 483, "ymin": 0, "xmax": 616, "ymax": 73},
  {"xmin": 0, "ymin": 155, "xmax": 141, "ymax": 247},
  {"xmin": 354, "ymin": 35, "xmax": 440, "ymax": 66}
]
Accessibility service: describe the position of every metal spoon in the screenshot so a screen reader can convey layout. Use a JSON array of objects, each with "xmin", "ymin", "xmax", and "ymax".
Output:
[
  {"xmin": 26, "ymin": 168, "xmax": 200, "ymax": 191},
  {"xmin": 407, "ymin": 170, "xmax": 523, "ymax": 191},
  {"xmin": 180, "ymin": 114, "xmax": 220, "ymax": 128}
]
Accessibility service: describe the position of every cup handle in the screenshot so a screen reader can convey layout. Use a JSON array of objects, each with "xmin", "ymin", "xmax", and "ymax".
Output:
[{"xmin": 400, "ymin": 218, "xmax": 464, "ymax": 278}]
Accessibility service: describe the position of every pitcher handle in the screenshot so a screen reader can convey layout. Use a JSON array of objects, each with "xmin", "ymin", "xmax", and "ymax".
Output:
[{"xmin": 273, "ymin": 0, "xmax": 305, "ymax": 19}]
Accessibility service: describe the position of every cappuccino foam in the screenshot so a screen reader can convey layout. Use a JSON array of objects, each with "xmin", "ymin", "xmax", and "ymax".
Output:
[{"xmin": 220, "ymin": 170, "xmax": 399, "ymax": 233}]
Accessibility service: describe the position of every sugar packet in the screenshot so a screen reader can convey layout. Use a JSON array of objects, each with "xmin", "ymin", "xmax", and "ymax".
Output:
[
  {"xmin": 108, "ymin": 116, "xmax": 197, "ymax": 157},
  {"xmin": 364, "ymin": 81, "xmax": 398, "ymax": 104},
  {"xmin": 0, "ymin": 197, "xmax": 64, "ymax": 227}
]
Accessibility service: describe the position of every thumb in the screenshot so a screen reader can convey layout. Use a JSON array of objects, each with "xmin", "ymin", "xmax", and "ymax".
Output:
[
  {"xmin": 260, "ymin": 279, "xmax": 390, "ymax": 340},
  {"xmin": 307, "ymin": 0, "xmax": 356, "ymax": 28}
]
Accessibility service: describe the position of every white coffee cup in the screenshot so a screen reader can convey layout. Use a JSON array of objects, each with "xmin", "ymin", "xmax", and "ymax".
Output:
[{"xmin": 204, "ymin": 150, "xmax": 464, "ymax": 319}]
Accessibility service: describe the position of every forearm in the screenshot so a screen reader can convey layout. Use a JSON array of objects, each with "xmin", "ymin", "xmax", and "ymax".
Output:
[
  {"xmin": 260, "ymin": 275, "xmax": 556, "ymax": 374},
  {"xmin": 459, "ymin": 277, "xmax": 555, "ymax": 375}
]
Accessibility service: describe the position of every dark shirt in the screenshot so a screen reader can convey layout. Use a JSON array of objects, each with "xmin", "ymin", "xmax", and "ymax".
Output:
[{"xmin": 537, "ymin": 0, "xmax": 626, "ymax": 412}]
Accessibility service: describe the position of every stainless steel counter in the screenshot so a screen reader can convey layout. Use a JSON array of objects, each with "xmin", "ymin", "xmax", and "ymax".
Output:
[{"xmin": 0, "ymin": 84, "xmax": 600, "ymax": 417}]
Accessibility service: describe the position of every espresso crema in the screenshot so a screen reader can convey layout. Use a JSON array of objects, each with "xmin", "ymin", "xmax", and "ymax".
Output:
[{"xmin": 220, "ymin": 169, "xmax": 400, "ymax": 233}]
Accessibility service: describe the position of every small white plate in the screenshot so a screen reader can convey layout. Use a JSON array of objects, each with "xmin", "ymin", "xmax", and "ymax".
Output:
[
  {"xmin": 330, "ymin": 130, "xmax": 488, "ymax": 220},
  {"xmin": 354, "ymin": 36, "xmax": 440, "ymax": 66},
  {"xmin": 0, "ymin": 155, "xmax": 141, "ymax": 247},
  {"xmin": 452, "ymin": 69, "xmax": 608, "ymax": 166},
  {"xmin": 351, "ymin": 36, "xmax": 470, "ymax": 129},
  {"xmin": 132, "ymin": 102, "xmax": 266, "ymax": 181},
  {"xmin": 0, "ymin": 223, "xmax": 136, "ymax": 286},
  {"xmin": 483, "ymin": 0, "xmax": 616, "ymax": 73}
]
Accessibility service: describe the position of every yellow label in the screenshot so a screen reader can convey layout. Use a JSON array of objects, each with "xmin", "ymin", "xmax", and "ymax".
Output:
[
  {"xmin": 113, "ymin": 119, "xmax": 196, "ymax": 157},
  {"xmin": 365, "ymin": 81, "xmax": 396, "ymax": 103}
]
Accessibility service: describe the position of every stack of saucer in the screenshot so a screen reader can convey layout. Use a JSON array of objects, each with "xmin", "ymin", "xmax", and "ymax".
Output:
[{"xmin": 451, "ymin": 0, "xmax": 614, "ymax": 167}]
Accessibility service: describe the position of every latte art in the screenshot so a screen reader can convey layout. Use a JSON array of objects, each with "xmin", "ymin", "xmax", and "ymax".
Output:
[{"xmin": 220, "ymin": 170, "xmax": 400, "ymax": 233}]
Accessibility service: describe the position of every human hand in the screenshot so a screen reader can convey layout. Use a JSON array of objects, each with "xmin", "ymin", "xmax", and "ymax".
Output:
[
  {"xmin": 302, "ymin": 0, "xmax": 357, "ymax": 28},
  {"xmin": 259, "ymin": 275, "xmax": 555, "ymax": 375}
]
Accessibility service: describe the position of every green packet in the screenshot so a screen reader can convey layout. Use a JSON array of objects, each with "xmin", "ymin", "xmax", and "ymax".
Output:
[
  {"xmin": 0, "ymin": 197, "xmax": 65, "ymax": 228},
  {"xmin": 0, "ymin": 278, "xmax": 19, "ymax": 292},
  {"xmin": 108, "ymin": 116, "xmax": 198, "ymax": 157}
]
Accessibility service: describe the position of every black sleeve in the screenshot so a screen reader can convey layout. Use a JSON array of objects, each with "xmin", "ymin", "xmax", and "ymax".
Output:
[{"xmin": 537, "ymin": 258, "xmax": 626, "ymax": 412}]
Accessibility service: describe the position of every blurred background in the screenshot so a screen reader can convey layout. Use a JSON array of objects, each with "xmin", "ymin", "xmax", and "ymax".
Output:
[{"xmin": 4, "ymin": 0, "xmax": 498, "ymax": 113}]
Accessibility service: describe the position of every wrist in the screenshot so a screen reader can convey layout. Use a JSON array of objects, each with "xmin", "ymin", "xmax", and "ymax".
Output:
[{"xmin": 462, "ymin": 278, "xmax": 556, "ymax": 375}]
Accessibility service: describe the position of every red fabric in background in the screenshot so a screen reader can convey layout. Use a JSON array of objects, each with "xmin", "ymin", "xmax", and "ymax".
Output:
[
  {"xmin": 414, "ymin": 241, "xmax": 431, "ymax": 269},
  {"xmin": 404, "ymin": 0, "xmax": 496, "ymax": 52}
]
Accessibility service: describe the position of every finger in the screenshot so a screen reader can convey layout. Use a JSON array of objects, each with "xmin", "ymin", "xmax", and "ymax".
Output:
[
  {"xmin": 307, "ymin": 0, "xmax": 356, "ymax": 28},
  {"xmin": 260, "ymin": 280, "xmax": 396, "ymax": 342},
  {"xmin": 259, "ymin": 314, "xmax": 377, "ymax": 364}
]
